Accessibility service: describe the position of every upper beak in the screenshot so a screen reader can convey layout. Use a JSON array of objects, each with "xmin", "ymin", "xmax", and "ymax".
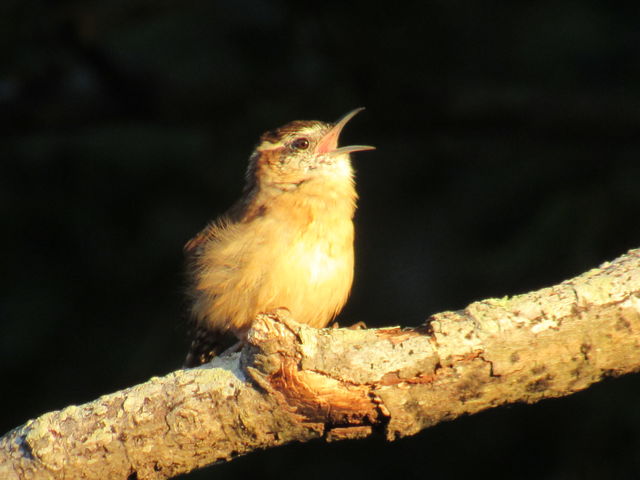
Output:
[{"xmin": 316, "ymin": 107, "xmax": 376, "ymax": 155}]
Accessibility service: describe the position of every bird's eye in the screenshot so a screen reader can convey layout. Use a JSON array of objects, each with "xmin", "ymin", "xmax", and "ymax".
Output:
[{"xmin": 291, "ymin": 137, "xmax": 310, "ymax": 150}]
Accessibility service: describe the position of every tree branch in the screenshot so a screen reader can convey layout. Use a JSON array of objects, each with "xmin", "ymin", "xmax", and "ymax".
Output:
[{"xmin": 2, "ymin": 249, "xmax": 640, "ymax": 480}]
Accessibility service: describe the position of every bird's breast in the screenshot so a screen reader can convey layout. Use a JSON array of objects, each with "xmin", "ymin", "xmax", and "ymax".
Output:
[
  {"xmin": 306, "ymin": 243, "xmax": 343, "ymax": 283},
  {"xmin": 193, "ymin": 183, "xmax": 356, "ymax": 334}
]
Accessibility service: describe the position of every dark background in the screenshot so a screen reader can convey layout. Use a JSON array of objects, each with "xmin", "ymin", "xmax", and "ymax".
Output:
[{"xmin": 2, "ymin": 1, "xmax": 640, "ymax": 479}]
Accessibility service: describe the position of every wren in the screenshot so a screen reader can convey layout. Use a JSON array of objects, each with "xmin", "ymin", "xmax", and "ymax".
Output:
[{"xmin": 184, "ymin": 108, "xmax": 374, "ymax": 366}]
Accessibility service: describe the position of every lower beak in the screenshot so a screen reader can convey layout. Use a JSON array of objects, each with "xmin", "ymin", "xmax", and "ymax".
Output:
[{"xmin": 316, "ymin": 107, "xmax": 375, "ymax": 155}]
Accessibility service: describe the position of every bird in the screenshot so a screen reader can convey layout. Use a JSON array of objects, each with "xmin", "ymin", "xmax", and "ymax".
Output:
[{"xmin": 183, "ymin": 108, "xmax": 374, "ymax": 367}]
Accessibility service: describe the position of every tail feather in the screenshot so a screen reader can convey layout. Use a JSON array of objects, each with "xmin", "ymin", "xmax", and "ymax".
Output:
[{"xmin": 183, "ymin": 326, "xmax": 237, "ymax": 367}]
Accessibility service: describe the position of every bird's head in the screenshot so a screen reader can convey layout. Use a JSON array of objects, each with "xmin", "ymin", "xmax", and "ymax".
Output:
[{"xmin": 246, "ymin": 108, "xmax": 374, "ymax": 191}]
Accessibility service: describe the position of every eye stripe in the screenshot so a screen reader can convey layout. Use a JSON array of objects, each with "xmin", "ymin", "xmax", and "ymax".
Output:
[{"xmin": 257, "ymin": 140, "xmax": 284, "ymax": 151}]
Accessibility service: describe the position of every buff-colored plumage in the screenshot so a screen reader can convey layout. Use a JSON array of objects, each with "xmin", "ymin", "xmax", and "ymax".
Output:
[{"xmin": 184, "ymin": 109, "xmax": 373, "ymax": 366}]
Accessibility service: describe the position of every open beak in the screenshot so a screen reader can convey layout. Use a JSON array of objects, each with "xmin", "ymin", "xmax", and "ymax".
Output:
[{"xmin": 316, "ymin": 107, "xmax": 376, "ymax": 155}]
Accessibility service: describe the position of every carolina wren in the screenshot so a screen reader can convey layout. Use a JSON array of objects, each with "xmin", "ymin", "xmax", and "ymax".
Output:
[{"xmin": 184, "ymin": 108, "xmax": 374, "ymax": 367}]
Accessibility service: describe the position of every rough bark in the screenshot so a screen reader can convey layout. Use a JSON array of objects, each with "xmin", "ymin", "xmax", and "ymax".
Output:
[{"xmin": 2, "ymin": 249, "xmax": 640, "ymax": 480}]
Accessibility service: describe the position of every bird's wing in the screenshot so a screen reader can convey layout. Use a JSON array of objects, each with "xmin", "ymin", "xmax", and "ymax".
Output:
[{"xmin": 184, "ymin": 224, "xmax": 215, "ymax": 255}]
